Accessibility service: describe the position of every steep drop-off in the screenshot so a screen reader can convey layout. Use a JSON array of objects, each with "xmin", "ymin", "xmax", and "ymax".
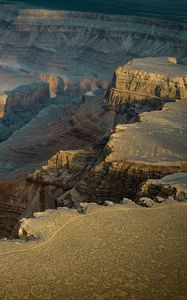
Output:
[{"xmin": 106, "ymin": 57, "xmax": 187, "ymax": 112}]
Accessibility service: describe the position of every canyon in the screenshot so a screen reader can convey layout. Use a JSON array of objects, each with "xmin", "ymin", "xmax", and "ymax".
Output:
[
  {"xmin": 0, "ymin": 2, "xmax": 186, "ymax": 299},
  {"xmin": 0, "ymin": 1, "xmax": 186, "ymax": 233}
]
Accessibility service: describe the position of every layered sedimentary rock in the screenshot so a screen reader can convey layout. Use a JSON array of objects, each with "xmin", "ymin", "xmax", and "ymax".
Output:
[
  {"xmin": 0, "ymin": 94, "xmax": 116, "ymax": 236},
  {"xmin": 3, "ymin": 82, "xmax": 49, "ymax": 116},
  {"xmin": 0, "ymin": 5, "xmax": 187, "ymax": 81},
  {"xmin": 0, "ymin": 68, "xmax": 50, "ymax": 142},
  {"xmin": 106, "ymin": 57, "xmax": 187, "ymax": 111},
  {"xmin": 140, "ymin": 172, "xmax": 187, "ymax": 201},
  {"xmin": 0, "ymin": 95, "xmax": 114, "ymax": 178},
  {"xmin": 0, "ymin": 180, "xmax": 42, "ymax": 238},
  {"xmin": 21, "ymin": 99, "xmax": 187, "ymax": 210},
  {"xmin": 28, "ymin": 72, "xmax": 64, "ymax": 98},
  {"xmin": 76, "ymin": 100, "xmax": 187, "ymax": 202},
  {"xmin": 0, "ymin": 66, "xmax": 45, "ymax": 116},
  {"xmin": 0, "ymin": 3, "xmax": 187, "ymax": 237}
]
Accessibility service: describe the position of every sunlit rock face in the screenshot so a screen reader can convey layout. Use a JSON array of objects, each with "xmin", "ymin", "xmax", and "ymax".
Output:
[
  {"xmin": 76, "ymin": 100, "xmax": 187, "ymax": 202},
  {"xmin": 106, "ymin": 57, "xmax": 187, "ymax": 111}
]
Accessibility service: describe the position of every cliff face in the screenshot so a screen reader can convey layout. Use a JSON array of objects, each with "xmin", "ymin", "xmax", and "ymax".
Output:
[
  {"xmin": 0, "ymin": 66, "xmax": 50, "ymax": 118},
  {"xmin": 28, "ymin": 73, "xmax": 64, "ymax": 97},
  {"xmin": 4, "ymin": 82, "xmax": 49, "ymax": 115},
  {"xmin": 0, "ymin": 57, "xmax": 186, "ymax": 233},
  {"xmin": 76, "ymin": 102, "xmax": 187, "ymax": 202},
  {"xmin": 17, "ymin": 99, "xmax": 187, "ymax": 212},
  {"xmin": 0, "ymin": 81, "xmax": 50, "ymax": 142},
  {"xmin": 0, "ymin": 94, "xmax": 116, "ymax": 237},
  {"xmin": 106, "ymin": 57, "xmax": 187, "ymax": 111},
  {"xmin": 140, "ymin": 172, "xmax": 187, "ymax": 201}
]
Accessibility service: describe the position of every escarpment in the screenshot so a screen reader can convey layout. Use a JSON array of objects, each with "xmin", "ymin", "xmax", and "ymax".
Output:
[
  {"xmin": 75, "ymin": 100, "xmax": 187, "ymax": 202},
  {"xmin": 0, "ymin": 6, "xmax": 187, "ymax": 80},
  {"xmin": 139, "ymin": 172, "xmax": 187, "ymax": 201},
  {"xmin": 28, "ymin": 73, "xmax": 64, "ymax": 98},
  {"xmin": 0, "ymin": 80, "xmax": 50, "ymax": 142},
  {"xmin": 20, "ymin": 99, "xmax": 187, "ymax": 210},
  {"xmin": 0, "ymin": 57, "xmax": 187, "ymax": 237},
  {"xmin": 106, "ymin": 57, "xmax": 187, "ymax": 112}
]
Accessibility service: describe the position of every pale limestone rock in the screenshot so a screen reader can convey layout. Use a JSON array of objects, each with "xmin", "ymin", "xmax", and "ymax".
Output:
[
  {"xmin": 175, "ymin": 190, "xmax": 186, "ymax": 201},
  {"xmin": 156, "ymin": 196, "xmax": 166, "ymax": 203},
  {"xmin": 106, "ymin": 57, "xmax": 187, "ymax": 112},
  {"xmin": 77, "ymin": 202, "xmax": 89, "ymax": 214},
  {"xmin": 104, "ymin": 200, "xmax": 114, "ymax": 206},
  {"xmin": 139, "ymin": 197, "xmax": 155, "ymax": 208},
  {"xmin": 121, "ymin": 198, "xmax": 134, "ymax": 205}
]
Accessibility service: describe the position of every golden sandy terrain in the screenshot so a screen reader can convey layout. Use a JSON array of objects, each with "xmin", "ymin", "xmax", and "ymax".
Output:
[{"xmin": 0, "ymin": 202, "xmax": 186, "ymax": 300}]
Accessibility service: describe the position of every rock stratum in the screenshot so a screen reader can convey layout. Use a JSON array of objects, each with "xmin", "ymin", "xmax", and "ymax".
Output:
[
  {"xmin": 106, "ymin": 57, "xmax": 187, "ymax": 111},
  {"xmin": 0, "ymin": 4, "xmax": 187, "ymax": 78}
]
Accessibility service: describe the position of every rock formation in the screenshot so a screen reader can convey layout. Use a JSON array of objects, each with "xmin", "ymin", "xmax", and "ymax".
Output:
[
  {"xmin": 15, "ymin": 97, "xmax": 186, "ymax": 212},
  {"xmin": 0, "ymin": 5, "xmax": 187, "ymax": 81},
  {"xmin": 76, "ymin": 100, "xmax": 187, "ymax": 202},
  {"xmin": 0, "ymin": 4, "xmax": 186, "ymax": 238},
  {"xmin": 0, "ymin": 3, "xmax": 186, "ymax": 299},
  {"xmin": 28, "ymin": 72, "xmax": 64, "ymax": 98},
  {"xmin": 140, "ymin": 172, "xmax": 187, "ymax": 201},
  {"xmin": 106, "ymin": 57, "xmax": 187, "ymax": 112}
]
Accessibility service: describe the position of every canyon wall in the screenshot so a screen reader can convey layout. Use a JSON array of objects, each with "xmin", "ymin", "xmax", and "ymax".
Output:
[
  {"xmin": 0, "ymin": 6, "xmax": 187, "ymax": 80},
  {"xmin": 28, "ymin": 73, "xmax": 64, "ymax": 97},
  {"xmin": 106, "ymin": 57, "xmax": 187, "ymax": 112},
  {"xmin": 0, "ymin": 81, "xmax": 50, "ymax": 142},
  {"xmin": 22, "ymin": 99, "xmax": 187, "ymax": 210}
]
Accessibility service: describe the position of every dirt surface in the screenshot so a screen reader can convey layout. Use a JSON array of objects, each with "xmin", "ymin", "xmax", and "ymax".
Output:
[{"xmin": 0, "ymin": 202, "xmax": 186, "ymax": 300}]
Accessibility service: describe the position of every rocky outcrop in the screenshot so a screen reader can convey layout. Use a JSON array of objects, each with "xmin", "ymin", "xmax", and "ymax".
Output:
[
  {"xmin": 27, "ymin": 149, "xmax": 97, "ymax": 208},
  {"xmin": 0, "ymin": 180, "xmax": 38, "ymax": 238},
  {"xmin": 0, "ymin": 81, "xmax": 50, "ymax": 142},
  {"xmin": 29, "ymin": 149, "xmax": 97, "ymax": 186},
  {"xmin": 16, "ymin": 99, "xmax": 187, "ymax": 211},
  {"xmin": 0, "ymin": 95, "xmax": 116, "ymax": 236},
  {"xmin": 77, "ymin": 100, "xmax": 187, "ymax": 202},
  {"xmin": 106, "ymin": 57, "xmax": 187, "ymax": 112},
  {"xmin": 140, "ymin": 172, "xmax": 187, "ymax": 201},
  {"xmin": 4, "ymin": 82, "xmax": 49, "ymax": 115},
  {"xmin": 29, "ymin": 72, "xmax": 64, "ymax": 97}
]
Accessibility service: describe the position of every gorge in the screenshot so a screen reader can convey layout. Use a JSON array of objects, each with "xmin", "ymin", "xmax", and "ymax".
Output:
[
  {"xmin": 0, "ymin": 2, "xmax": 186, "ymax": 299},
  {"xmin": 0, "ymin": 0, "xmax": 187, "ymax": 235}
]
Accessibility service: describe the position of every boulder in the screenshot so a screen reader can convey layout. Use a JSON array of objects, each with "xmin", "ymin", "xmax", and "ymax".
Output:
[
  {"xmin": 139, "ymin": 197, "xmax": 155, "ymax": 208},
  {"xmin": 77, "ymin": 203, "xmax": 89, "ymax": 214},
  {"xmin": 175, "ymin": 190, "xmax": 186, "ymax": 201},
  {"xmin": 104, "ymin": 200, "xmax": 115, "ymax": 206},
  {"xmin": 121, "ymin": 198, "xmax": 134, "ymax": 205}
]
